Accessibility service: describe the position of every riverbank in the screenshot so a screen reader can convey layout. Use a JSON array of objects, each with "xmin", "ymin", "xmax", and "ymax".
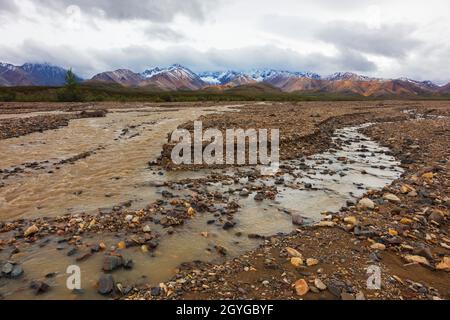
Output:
[
  {"xmin": 129, "ymin": 105, "xmax": 450, "ymax": 300},
  {"xmin": 0, "ymin": 101, "xmax": 449, "ymax": 300}
]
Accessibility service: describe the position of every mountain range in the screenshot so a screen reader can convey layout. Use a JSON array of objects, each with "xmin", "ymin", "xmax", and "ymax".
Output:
[
  {"xmin": 0, "ymin": 62, "xmax": 82, "ymax": 87},
  {"xmin": 1, "ymin": 62, "xmax": 449, "ymax": 97}
]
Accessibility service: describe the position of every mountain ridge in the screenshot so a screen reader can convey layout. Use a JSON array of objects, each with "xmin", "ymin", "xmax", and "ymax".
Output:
[{"xmin": 1, "ymin": 61, "xmax": 449, "ymax": 97}]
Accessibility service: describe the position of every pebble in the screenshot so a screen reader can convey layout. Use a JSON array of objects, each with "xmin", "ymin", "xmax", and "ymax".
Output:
[
  {"xmin": 294, "ymin": 279, "xmax": 309, "ymax": 296},
  {"xmin": 24, "ymin": 225, "xmax": 39, "ymax": 237},
  {"xmin": 290, "ymin": 257, "xmax": 304, "ymax": 267},
  {"xmin": 344, "ymin": 216, "xmax": 357, "ymax": 225},
  {"xmin": 30, "ymin": 280, "xmax": 50, "ymax": 295},
  {"xmin": 383, "ymin": 193, "xmax": 401, "ymax": 203},
  {"xmin": 403, "ymin": 255, "xmax": 431, "ymax": 267},
  {"xmin": 370, "ymin": 243, "xmax": 386, "ymax": 251},
  {"xmin": 98, "ymin": 274, "xmax": 115, "ymax": 295},
  {"xmin": 103, "ymin": 255, "xmax": 123, "ymax": 271},
  {"xmin": 306, "ymin": 258, "xmax": 319, "ymax": 266},
  {"xmin": 358, "ymin": 198, "xmax": 375, "ymax": 210},
  {"xmin": 286, "ymin": 247, "xmax": 302, "ymax": 258},
  {"xmin": 314, "ymin": 278, "xmax": 327, "ymax": 291},
  {"xmin": 143, "ymin": 225, "xmax": 151, "ymax": 233}
]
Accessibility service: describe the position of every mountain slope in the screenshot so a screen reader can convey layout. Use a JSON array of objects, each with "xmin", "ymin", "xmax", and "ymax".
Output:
[
  {"xmin": 90, "ymin": 69, "xmax": 143, "ymax": 86},
  {"xmin": 139, "ymin": 65, "xmax": 205, "ymax": 91},
  {"xmin": 0, "ymin": 62, "xmax": 82, "ymax": 86},
  {"xmin": 0, "ymin": 63, "xmax": 34, "ymax": 86},
  {"xmin": 21, "ymin": 63, "xmax": 81, "ymax": 86}
]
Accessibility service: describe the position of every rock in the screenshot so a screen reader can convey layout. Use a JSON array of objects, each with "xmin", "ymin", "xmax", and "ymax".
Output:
[
  {"xmin": 143, "ymin": 225, "xmax": 152, "ymax": 233},
  {"xmin": 388, "ymin": 229, "xmax": 398, "ymax": 236},
  {"xmin": 223, "ymin": 221, "xmax": 236, "ymax": 230},
  {"xmin": 24, "ymin": 225, "xmax": 39, "ymax": 237},
  {"xmin": 306, "ymin": 258, "xmax": 319, "ymax": 266},
  {"xmin": 326, "ymin": 279, "xmax": 345, "ymax": 297},
  {"xmin": 239, "ymin": 189, "xmax": 250, "ymax": 197},
  {"xmin": 76, "ymin": 252, "xmax": 92, "ymax": 262},
  {"xmin": 370, "ymin": 243, "xmax": 386, "ymax": 251},
  {"xmin": 358, "ymin": 198, "xmax": 375, "ymax": 210},
  {"xmin": 286, "ymin": 247, "xmax": 302, "ymax": 258},
  {"xmin": 314, "ymin": 278, "xmax": 327, "ymax": 291},
  {"xmin": 124, "ymin": 215, "xmax": 133, "ymax": 222},
  {"xmin": 11, "ymin": 265, "xmax": 24, "ymax": 278},
  {"xmin": 98, "ymin": 274, "xmax": 115, "ymax": 295},
  {"xmin": 383, "ymin": 193, "xmax": 401, "ymax": 203},
  {"xmin": 290, "ymin": 257, "xmax": 304, "ymax": 268},
  {"xmin": 400, "ymin": 218, "xmax": 413, "ymax": 225},
  {"xmin": 215, "ymin": 245, "xmax": 228, "ymax": 256},
  {"xmin": 341, "ymin": 292, "xmax": 355, "ymax": 300},
  {"xmin": 123, "ymin": 258, "xmax": 134, "ymax": 270},
  {"xmin": 428, "ymin": 210, "xmax": 445, "ymax": 224},
  {"xmin": 403, "ymin": 255, "xmax": 431, "ymax": 267},
  {"xmin": 436, "ymin": 257, "xmax": 450, "ymax": 271},
  {"xmin": 254, "ymin": 192, "xmax": 265, "ymax": 201},
  {"xmin": 2, "ymin": 262, "xmax": 14, "ymax": 275},
  {"xmin": 67, "ymin": 246, "xmax": 77, "ymax": 256},
  {"xmin": 30, "ymin": 281, "xmax": 50, "ymax": 295},
  {"xmin": 294, "ymin": 279, "xmax": 309, "ymax": 296},
  {"xmin": 292, "ymin": 214, "xmax": 305, "ymax": 226},
  {"xmin": 400, "ymin": 184, "xmax": 415, "ymax": 194},
  {"xmin": 151, "ymin": 287, "xmax": 161, "ymax": 296},
  {"xmin": 141, "ymin": 245, "xmax": 149, "ymax": 253},
  {"xmin": 187, "ymin": 207, "xmax": 195, "ymax": 216},
  {"xmin": 422, "ymin": 172, "xmax": 434, "ymax": 180},
  {"xmin": 117, "ymin": 241, "xmax": 126, "ymax": 249},
  {"xmin": 103, "ymin": 255, "xmax": 123, "ymax": 271},
  {"xmin": 344, "ymin": 216, "xmax": 357, "ymax": 225}
]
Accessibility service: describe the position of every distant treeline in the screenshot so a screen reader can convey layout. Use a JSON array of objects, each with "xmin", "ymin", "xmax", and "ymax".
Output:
[{"xmin": 0, "ymin": 83, "xmax": 449, "ymax": 103}]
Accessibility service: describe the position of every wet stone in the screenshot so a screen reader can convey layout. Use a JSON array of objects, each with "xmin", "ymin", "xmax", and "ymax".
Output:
[
  {"xmin": 103, "ymin": 255, "xmax": 123, "ymax": 272},
  {"xmin": 30, "ymin": 281, "xmax": 50, "ymax": 295},
  {"xmin": 98, "ymin": 274, "xmax": 115, "ymax": 295}
]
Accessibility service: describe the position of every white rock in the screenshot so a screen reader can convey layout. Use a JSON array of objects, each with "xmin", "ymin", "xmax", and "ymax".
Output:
[
  {"xmin": 383, "ymin": 193, "xmax": 401, "ymax": 203},
  {"xmin": 358, "ymin": 198, "xmax": 375, "ymax": 210}
]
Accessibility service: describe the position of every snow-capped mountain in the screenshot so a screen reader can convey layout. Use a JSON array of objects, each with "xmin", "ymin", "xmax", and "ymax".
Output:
[
  {"xmin": 246, "ymin": 69, "xmax": 321, "ymax": 81},
  {"xmin": 199, "ymin": 69, "xmax": 321, "ymax": 85},
  {"xmin": 199, "ymin": 71, "xmax": 243, "ymax": 85},
  {"xmin": 0, "ymin": 63, "xmax": 31, "ymax": 86},
  {"xmin": 397, "ymin": 78, "xmax": 440, "ymax": 91},
  {"xmin": 0, "ymin": 62, "xmax": 81, "ymax": 86},
  {"xmin": 325, "ymin": 72, "xmax": 377, "ymax": 82},
  {"xmin": 21, "ymin": 63, "xmax": 82, "ymax": 86},
  {"xmin": 91, "ymin": 69, "xmax": 143, "ymax": 86},
  {"xmin": 140, "ymin": 64, "xmax": 205, "ymax": 91},
  {"xmin": 1, "ymin": 60, "xmax": 448, "ymax": 97}
]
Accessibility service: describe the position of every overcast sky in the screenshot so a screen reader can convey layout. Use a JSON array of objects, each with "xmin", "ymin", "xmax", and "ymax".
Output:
[{"xmin": 0, "ymin": 0, "xmax": 449, "ymax": 83}]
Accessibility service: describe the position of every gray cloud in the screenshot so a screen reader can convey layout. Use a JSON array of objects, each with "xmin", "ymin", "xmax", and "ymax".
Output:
[
  {"xmin": 0, "ymin": 40, "xmax": 377, "ymax": 78},
  {"xmin": 31, "ymin": 0, "xmax": 216, "ymax": 22},
  {"xmin": 144, "ymin": 24, "xmax": 185, "ymax": 41},
  {"xmin": 0, "ymin": 1, "xmax": 18, "ymax": 14},
  {"xmin": 317, "ymin": 22, "xmax": 421, "ymax": 58},
  {"xmin": 261, "ymin": 16, "xmax": 421, "ymax": 59}
]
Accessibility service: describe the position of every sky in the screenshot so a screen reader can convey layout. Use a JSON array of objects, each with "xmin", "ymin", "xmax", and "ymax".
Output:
[{"xmin": 0, "ymin": 0, "xmax": 449, "ymax": 83}]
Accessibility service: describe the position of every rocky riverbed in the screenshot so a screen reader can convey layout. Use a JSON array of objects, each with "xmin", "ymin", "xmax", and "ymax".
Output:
[{"xmin": 0, "ymin": 101, "xmax": 449, "ymax": 300}]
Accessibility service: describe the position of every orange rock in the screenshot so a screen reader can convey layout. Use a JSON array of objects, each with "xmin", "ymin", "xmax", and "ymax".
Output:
[
  {"xmin": 117, "ymin": 241, "xmax": 126, "ymax": 249},
  {"xmin": 294, "ymin": 279, "xmax": 309, "ymax": 296}
]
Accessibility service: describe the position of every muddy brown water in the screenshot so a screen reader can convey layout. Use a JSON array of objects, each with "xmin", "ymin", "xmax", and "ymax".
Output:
[{"xmin": 0, "ymin": 109, "xmax": 403, "ymax": 300}]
